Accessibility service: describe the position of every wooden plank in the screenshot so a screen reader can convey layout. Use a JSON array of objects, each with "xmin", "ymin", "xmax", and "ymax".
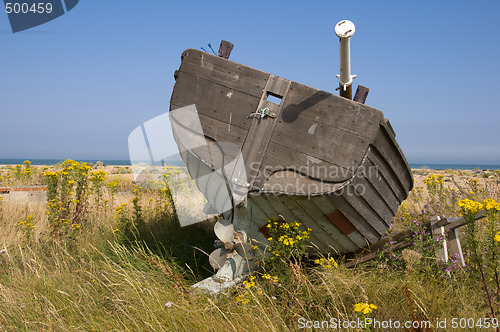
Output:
[
  {"xmin": 431, "ymin": 216, "xmax": 448, "ymax": 264},
  {"xmin": 280, "ymin": 82, "xmax": 383, "ymax": 139},
  {"xmin": 278, "ymin": 195, "xmax": 334, "ymax": 253},
  {"xmin": 179, "ymin": 49, "xmax": 269, "ymax": 98},
  {"xmin": 260, "ymin": 141, "xmax": 355, "ymax": 185},
  {"xmin": 361, "ymin": 156, "xmax": 400, "ymax": 214},
  {"xmin": 325, "ymin": 209, "xmax": 355, "ymax": 235},
  {"xmin": 328, "ymin": 194, "xmax": 381, "ymax": 243},
  {"xmin": 372, "ymin": 123, "xmax": 413, "ymax": 193},
  {"xmin": 350, "ymin": 175, "xmax": 395, "ymax": 226},
  {"xmin": 240, "ymin": 75, "xmax": 291, "ymax": 191},
  {"xmin": 296, "ymin": 196, "xmax": 360, "ymax": 252},
  {"xmin": 217, "ymin": 40, "xmax": 234, "ymax": 59},
  {"xmin": 171, "ymin": 73, "xmax": 258, "ymax": 131},
  {"xmin": 249, "ymin": 194, "xmax": 328, "ymax": 252},
  {"xmin": 247, "ymin": 197, "xmax": 272, "ymax": 226},
  {"xmin": 9, "ymin": 186, "xmax": 48, "ymax": 192},
  {"xmin": 271, "ymin": 114, "xmax": 369, "ymax": 170},
  {"xmin": 197, "ymin": 113, "xmax": 248, "ymax": 152},
  {"xmin": 366, "ymin": 148, "xmax": 407, "ymax": 202},
  {"xmin": 441, "ymin": 211, "xmax": 486, "ymax": 231},
  {"xmin": 447, "ymin": 229, "xmax": 465, "ymax": 267},
  {"xmin": 259, "ymin": 169, "xmax": 346, "ymax": 195},
  {"xmin": 337, "ymin": 189, "xmax": 387, "ymax": 236},
  {"xmin": 353, "ymin": 85, "xmax": 369, "ymax": 104},
  {"xmin": 314, "ymin": 194, "xmax": 379, "ymax": 244},
  {"xmin": 343, "ymin": 213, "xmax": 486, "ymax": 267},
  {"xmin": 345, "ymin": 240, "xmax": 411, "ymax": 268}
]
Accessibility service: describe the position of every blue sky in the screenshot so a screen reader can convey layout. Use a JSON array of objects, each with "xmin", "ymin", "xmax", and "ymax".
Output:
[{"xmin": 1, "ymin": 1, "xmax": 499, "ymax": 164}]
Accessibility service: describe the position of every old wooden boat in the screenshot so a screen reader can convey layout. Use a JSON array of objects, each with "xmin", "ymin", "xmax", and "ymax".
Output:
[{"xmin": 169, "ymin": 45, "xmax": 413, "ymax": 291}]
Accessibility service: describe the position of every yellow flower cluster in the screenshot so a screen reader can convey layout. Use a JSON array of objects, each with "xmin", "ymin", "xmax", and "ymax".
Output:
[
  {"xmin": 423, "ymin": 174, "xmax": 444, "ymax": 185},
  {"xmin": 483, "ymin": 199, "xmax": 500, "ymax": 211},
  {"xmin": 262, "ymin": 274, "xmax": 279, "ymax": 283},
  {"xmin": 353, "ymin": 302, "xmax": 377, "ymax": 315},
  {"xmin": 278, "ymin": 235, "xmax": 296, "ymax": 247},
  {"xmin": 106, "ymin": 181, "xmax": 119, "ymax": 190},
  {"xmin": 457, "ymin": 199, "xmax": 483, "ymax": 215},
  {"xmin": 43, "ymin": 170, "xmax": 59, "ymax": 177},
  {"xmin": 90, "ymin": 170, "xmax": 107, "ymax": 183},
  {"xmin": 19, "ymin": 214, "xmax": 35, "ymax": 229},
  {"xmin": 113, "ymin": 203, "xmax": 128, "ymax": 220},
  {"xmin": 314, "ymin": 257, "xmax": 338, "ymax": 268},
  {"xmin": 495, "ymin": 232, "xmax": 500, "ymax": 243},
  {"xmin": 236, "ymin": 291, "xmax": 251, "ymax": 304},
  {"xmin": 243, "ymin": 275, "xmax": 256, "ymax": 289},
  {"xmin": 266, "ymin": 220, "xmax": 310, "ymax": 247}
]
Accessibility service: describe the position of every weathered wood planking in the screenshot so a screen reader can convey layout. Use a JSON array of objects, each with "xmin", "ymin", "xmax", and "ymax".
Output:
[
  {"xmin": 171, "ymin": 73, "xmax": 256, "ymax": 131},
  {"xmin": 170, "ymin": 48, "xmax": 414, "ymax": 253},
  {"xmin": 271, "ymin": 117, "xmax": 368, "ymax": 172},
  {"xmin": 217, "ymin": 40, "xmax": 234, "ymax": 59},
  {"xmin": 179, "ymin": 49, "xmax": 268, "ymax": 98},
  {"xmin": 293, "ymin": 196, "xmax": 359, "ymax": 253},
  {"xmin": 353, "ymin": 85, "xmax": 370, "ymax": 104},
  {"xmin": 248, "ymin": 194, "xmax": 329, "ymax": 252},
  {"xmin": 260, "ymin": 169, "xmax": 345, "ymax": 195},
  {"xmin": 281, "ymin": 82, "xmax": 382, "ymax": 138},
  {"xmin": 240, "ymin": 75, "xmax": 291, "ymax": 191},
  {"xmin": 283, "ymin": 196, "xmax": 349, "ymax": 253},
  {"xmin": 261, "ymin": 142, "xmax": 355, "ymax": 185},
  {"xmin": 372, "ymin": 121, "xmax": 413, "ymax": 193}
]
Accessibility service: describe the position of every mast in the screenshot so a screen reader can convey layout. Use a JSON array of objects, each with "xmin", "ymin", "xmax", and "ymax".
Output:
[{"xmin": 335, "ymin": 20, "xmax": 356, "ymax": 100}]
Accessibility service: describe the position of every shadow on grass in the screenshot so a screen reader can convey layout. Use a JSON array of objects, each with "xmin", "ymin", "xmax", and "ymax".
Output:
[{"xmin": 120, "ymin": 213, "xmax": 218, "ymax": 281}]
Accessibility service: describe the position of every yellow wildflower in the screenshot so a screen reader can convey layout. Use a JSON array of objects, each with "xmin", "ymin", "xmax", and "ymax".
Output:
[
  {"xmin": 457, "ymin": 199, "xmax": 483, "ymax": 215},
  {"xmin": 354, "ymin": 302, "xmax": 377, "ymax": 315},
  {"xmin": 483, "ymin": 199, "xmax": 500, "ymax": 211}
]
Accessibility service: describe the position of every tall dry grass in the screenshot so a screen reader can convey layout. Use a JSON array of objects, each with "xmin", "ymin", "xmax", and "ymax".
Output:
[{"xmin": 0, "ymin": 165, "xmax": 499, "ymax": 331}]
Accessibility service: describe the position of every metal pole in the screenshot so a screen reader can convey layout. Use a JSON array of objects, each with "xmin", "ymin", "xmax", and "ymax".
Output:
[{"xmin": 335, "ymin": 20, "xmax": 356, "ymax": 99}]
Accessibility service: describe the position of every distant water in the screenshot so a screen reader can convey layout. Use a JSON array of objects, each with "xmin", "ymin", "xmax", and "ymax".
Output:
[
  {"xmin": 0, "ymin": 159, "xmax": 498, "ymax": 170},
  {"xmin": 0, "ymin": 159, "xmax": 185, "ymax": 167},
  {"xmin": 410, "ymin": 163, "xmax": 500, "ymax": 170}
]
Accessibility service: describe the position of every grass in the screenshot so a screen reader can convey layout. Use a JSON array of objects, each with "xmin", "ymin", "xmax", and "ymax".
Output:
[{"xmin": 0, "ymin": 163, "xmax": 499, "ymax": 331}]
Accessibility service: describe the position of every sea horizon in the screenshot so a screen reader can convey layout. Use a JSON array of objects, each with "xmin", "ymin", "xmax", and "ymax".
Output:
[{"xmin": 1, "ymin": 159, "xmax": 500, "ymax": 170}]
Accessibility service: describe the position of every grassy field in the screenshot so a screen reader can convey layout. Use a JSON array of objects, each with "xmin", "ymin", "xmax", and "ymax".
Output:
[{"xmin": 0, "ymin": 161, "xmax": 499, "ymax": 331}]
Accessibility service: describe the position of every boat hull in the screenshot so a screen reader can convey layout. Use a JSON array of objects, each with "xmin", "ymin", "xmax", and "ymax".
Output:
[{"xmin": 170, "ymin": 49, "xmax": 413, "ymax": 253}]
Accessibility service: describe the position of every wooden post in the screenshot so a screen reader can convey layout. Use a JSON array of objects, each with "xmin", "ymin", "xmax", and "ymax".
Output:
[
  {"xmin": 447, "ymin": 229, "xmax": 465, "ymax": 267},
  {"xmin": 344, "ymin": 212, "xmax": 485, "ymax": 268},
  {"xmin": 353, "ymin": 85, "xmax": 369, "ymax": 104},
  {"xmin": 432, "ymin": 216, "xmax": 449, "ymax": 267},
  {"xmin": 217, "ymin": 40, "xmax": 234, "ymax": 59},
  {"xmin": 339, "ymin": 84, "xmax": 352, "ymax": 99}
]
